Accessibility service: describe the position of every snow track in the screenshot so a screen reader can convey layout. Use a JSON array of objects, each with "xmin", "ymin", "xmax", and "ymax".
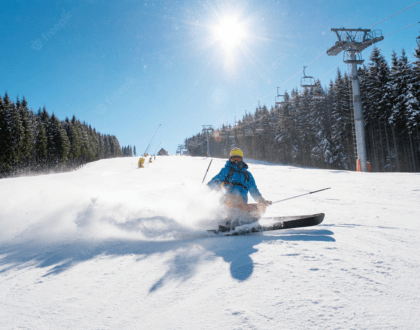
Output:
[{"xmin": 0, "ymin": 156, "xmax": 419, "ymax": 329}]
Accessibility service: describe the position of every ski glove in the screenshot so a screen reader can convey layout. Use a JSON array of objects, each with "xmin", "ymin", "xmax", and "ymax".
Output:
[{"xmin": 258, "ymin": 197, "xmax": 272, "ymax": 206}]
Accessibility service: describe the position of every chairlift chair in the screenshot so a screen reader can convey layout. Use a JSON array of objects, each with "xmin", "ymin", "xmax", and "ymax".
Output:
[
  {"xmin": 301, "ymin": 66, "xmax": 316, "ymax": 88},
  {"xmin": 275, "ymin": 87, "xmax": 285, "ymax": 108},
  {"xmin": 417, "ymin": 36, "xmax": 420, "ymax": 46}
]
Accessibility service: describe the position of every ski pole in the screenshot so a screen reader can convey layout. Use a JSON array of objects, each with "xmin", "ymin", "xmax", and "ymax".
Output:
[
  {"xmin": 272, "ymin": 187, "xmax": 331, "ymax": 204},
  {"xmin": 201, "ymin": 159, "xmax": 213, "ymax": 184}
]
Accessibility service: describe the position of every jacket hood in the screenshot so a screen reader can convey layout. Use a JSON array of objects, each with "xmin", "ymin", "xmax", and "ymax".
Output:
[{"xmin": 225, "ymin": 160, "xmax": 248, "ymax": 172}]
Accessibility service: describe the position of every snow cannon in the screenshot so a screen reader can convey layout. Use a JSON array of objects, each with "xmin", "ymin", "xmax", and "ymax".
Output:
[{"xmin": 138, "ymin": 157, "xmax": 145, "ymax": 168}]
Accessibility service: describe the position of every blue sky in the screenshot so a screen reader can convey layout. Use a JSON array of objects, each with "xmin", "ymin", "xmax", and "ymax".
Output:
[{"xmin": 2, "ymin": 0, "xmax": 420, "ymax": 155}]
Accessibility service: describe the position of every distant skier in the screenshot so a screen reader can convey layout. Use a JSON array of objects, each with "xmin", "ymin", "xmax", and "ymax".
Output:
[{"xmin": 207, "ymin": 148, "xmax": 272, "ymax": 228}]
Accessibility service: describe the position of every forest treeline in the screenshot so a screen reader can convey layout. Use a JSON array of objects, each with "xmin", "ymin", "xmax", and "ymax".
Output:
[
  {"xmin": 0, "ymin": 93, "xmax": 123, "ymax": 178},
  {"xmin": 185, "ymin": 42, "xmax": 420, "ymax": 172},
  {"xmin": 122, "ymin": 145, "xmax": 136, "ymax": 157}
]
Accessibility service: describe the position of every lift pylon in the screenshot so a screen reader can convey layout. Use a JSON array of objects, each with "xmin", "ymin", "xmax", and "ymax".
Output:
[
  {"xmin": 327, "ymin": 27, "xmax": 384, "ymax": 172},
  {"xmin": 202, "ymin": 125, "xmax": 213, "ymax": 157},
  {"xmin": 344, "ymin": 51, "xmax": 364, "ymax": 64},
  {"xmin": 327, "ymin": 28, "xmax": 384, "ymax": 56}
]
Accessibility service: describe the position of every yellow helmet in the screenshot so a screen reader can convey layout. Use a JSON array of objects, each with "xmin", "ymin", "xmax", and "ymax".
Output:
[{"xmin": 229, "ymin": 148, "xmax": 243, "ymax": 159}]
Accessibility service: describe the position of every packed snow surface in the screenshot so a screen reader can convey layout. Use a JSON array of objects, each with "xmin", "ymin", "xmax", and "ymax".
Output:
[{"xmin": 1, "ymin": 156, "xmax": 419, "ymax": 329}]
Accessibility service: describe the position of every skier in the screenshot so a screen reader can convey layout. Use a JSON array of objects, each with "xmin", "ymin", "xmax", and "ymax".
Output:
[{"xmin": 207, "ymin": 148, "xmax": 272, "ymax": 228}]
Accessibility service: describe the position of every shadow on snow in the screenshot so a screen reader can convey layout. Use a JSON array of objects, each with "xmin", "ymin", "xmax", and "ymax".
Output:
[{"xmin": 0, "ymin": 227, "xmax": 335, "ymax": 291}]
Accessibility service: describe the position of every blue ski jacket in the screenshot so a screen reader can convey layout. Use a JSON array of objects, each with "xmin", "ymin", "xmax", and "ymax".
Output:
[{"xmin": 207, "ymin": 161, "xmax": 263, "ymax": 204}]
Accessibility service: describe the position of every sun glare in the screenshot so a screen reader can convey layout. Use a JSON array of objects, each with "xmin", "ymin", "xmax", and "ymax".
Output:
[
  {"xmin": 213, "ymin": 16, "xmax": 247, "ymax": 50},
  {"xmin": 211, "ymin": 14, "xmax": 248, "ymax": 69}
]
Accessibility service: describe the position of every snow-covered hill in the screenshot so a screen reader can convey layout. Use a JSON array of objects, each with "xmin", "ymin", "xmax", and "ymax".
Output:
[{"xmin": 1, "ymin": 156, "xmax": 419, "ymax": 329}]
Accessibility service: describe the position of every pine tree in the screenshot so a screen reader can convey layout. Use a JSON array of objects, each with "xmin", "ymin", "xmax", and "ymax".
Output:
[
  {"xmin": 79, "ymin": 123, "xmax": 90, "ymax": 163},
  {"xmin": 18, "ymin": 97, "xmax": 34, "ymax": 168},
  {"xmin": 405, "ymin": 44, "xmax": 420, "ymax": 133},
  {"xmin": 36, "ymin": 118, "xmax": 48, "ymax": 168},
  {"xmin": 298, "ymin": 87, "xmax": 315, "ymax": 167},
  {"xmin": 276, "ymin": 92, "xmax": 294, "ymax": 164},
  {"xmin": 103, "ymin": 134, "xmax": 109, "ymax": 158},
  {"xmin": 96, "ymin": 130, "xmax": 104, "ymax": 160},
  {"xmin": 362, "ymin": 48, "xmax": 391, "ymax": 171},
  {"xmin": 49, "ymin": 114, "xmax": 70, "ymax": 165},
  {"xmin": 112, "ymin": 136, "xmax": 122, "ymax": 156},
  {"xmin": 311, "ymin": 81, "xmax": 333, "ymax": 168},
  {"xmin": 0, "ymin": 94, "xmax": 10, "ymax": 173},
  {"xmin": 331, "ymin": 69, "xmax": 349, "ymax": 169},
  {"xmin": 70, "ymin": 116, "xmax": 82, "ymax": 165},
  {"xmin": 0, "ymin": 93, "xmax": 24, "ymax": 173},
  {"xmin": 388, "ymin": 50, "xmax": 412, "ymax": 133},
  {"xmin": 27, "ymin": 109, "xmax": 39, "ymax": 169},
  {"xmin": 386, "ymin": 51, "xmax": 406, "ymax": 171}
]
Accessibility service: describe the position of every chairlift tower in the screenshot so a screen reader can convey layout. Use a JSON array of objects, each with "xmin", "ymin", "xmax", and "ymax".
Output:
[
  {"xmin": 202, "ymin": 125, "xmax": 213, "ymax": 157},
  {"xmin": 327, "ymin": 28, "xmax": 384, "ymax": 172},
  {"xmin": 178, "ymin": 144, "xmax": 187, "ymax": 155},
  {"xmin": 176, "ymin": 144, "xmax": 187, "ymax": 155}
]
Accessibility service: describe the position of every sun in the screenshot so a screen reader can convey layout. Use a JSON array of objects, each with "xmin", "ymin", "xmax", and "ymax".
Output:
[
  {"xmin": 211, "ymin": 14, "xmax": 249, "ymax": 68},
  {"xmin": 212, "ymin": 15, "xmax": 247, "ymax": 51}
]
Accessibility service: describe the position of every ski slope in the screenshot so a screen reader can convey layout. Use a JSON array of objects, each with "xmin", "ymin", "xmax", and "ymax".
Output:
[{"xmin": 0, "ymin": 156, "xmax": 419, "ymax": 329}]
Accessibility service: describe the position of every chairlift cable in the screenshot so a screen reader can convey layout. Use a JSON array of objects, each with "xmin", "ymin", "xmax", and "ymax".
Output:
[
  {"xmin": 383, "ymin": 21, "xmax": 420, "ymax": 37},
  {"xmin": 259, "ymin": 51, "xmax": 326, "ymax": 103},
  {"xmin": 219, "ymin": 40, "xmax": 376, "ymax": 133},
  {"xmin": 320, "ymin": 62, "xmax": 343, "ymax": 80},
  {"xmin": 368, "ymin": 2, "xmax": 420, "ymax": 29}
]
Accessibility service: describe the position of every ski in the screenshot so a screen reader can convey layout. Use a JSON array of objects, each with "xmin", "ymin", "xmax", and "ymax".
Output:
[{"xmin": 207, "ymin": 213, "xmax": 325, "ymax": 236}]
